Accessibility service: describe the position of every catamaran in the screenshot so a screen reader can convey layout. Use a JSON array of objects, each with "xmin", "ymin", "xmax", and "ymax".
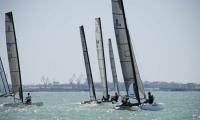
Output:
[
  {"xmin": 108, "ymin": 39, "xmax": 120, "ymax": 95},
  {"xmin": 111, "ymin": 0, "xmax": 164, "ymax": 111},
  {"xmin": 108, "ymin": 38, "xmax": 124, "ymax": 105},
  {"xmin": 79, "ymin": 26, "xmax": 101, "ymax": 104},
  {"xmin": 95, "ymin": 18, "xmax": 110, "ymax": 102},
  {"xmin": 0, "ymin": 57, "xmax": 12, "ymax": 97},
  {"xmin": 3, "ymin": 12, "xmax": 43, "ymax": 107},
  {"xmin": 108, "ymin": 39, "xmax": 120, "ymax": 101}
]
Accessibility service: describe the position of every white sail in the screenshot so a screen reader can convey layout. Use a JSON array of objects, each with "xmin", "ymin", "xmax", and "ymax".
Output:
[
  {"xmin": 0, "ymin": 57, "xmax": 10, "ymax": 96},
  {"xmin": 131, "ymin": 47, "xmax": 146, "ymax": 99},
  {"xmin": 108, "ymin": 39, "xmax": 120, "ymax": 95},
  {"xmin": 95, "ymin": 18, "xmax": 109, "ymax": 99},
  {"xmin": 5, "ymin": 12, "xmax": 23, "ymax": 102},
  {"xmin": 111, "ymin": 0, "xmax": 144, "ymax": 104},
  {"xmin": 79, "ymin": 26, "xmax": 96, "ymax": 101}
]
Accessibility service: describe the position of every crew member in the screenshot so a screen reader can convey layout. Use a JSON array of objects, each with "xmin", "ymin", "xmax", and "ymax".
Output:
[{"xmin": 25, "ymin": 92, "xmax": 32, "ymax": 104}]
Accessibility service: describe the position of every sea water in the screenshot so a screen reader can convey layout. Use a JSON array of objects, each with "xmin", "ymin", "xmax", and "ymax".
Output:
[{"xmin": 0, "ymin": 91, "xmax": 200, "ymax": 120}]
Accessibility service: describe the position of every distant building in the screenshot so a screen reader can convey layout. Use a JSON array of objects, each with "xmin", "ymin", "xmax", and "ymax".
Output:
[{"xmin": 53, "ymin": 81, "xmax": 60, "ymax": 85}]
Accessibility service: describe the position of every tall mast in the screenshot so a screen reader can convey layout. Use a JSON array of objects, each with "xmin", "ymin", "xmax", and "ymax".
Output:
[
  {"xmin": 108, "ymin": 39, "xmax": 120, "ymax": 95},
  {"xmin": 5, "ymin": 12, "xmax": 23, "ymax": 103},
  {"xmin": 95, "ymin": 18, "xmax": 109, "ymax": 99},
  {"xmin": 111, "ymin": 0, "xmax": 141, "ymax": 104},
  {"xmin": 79, "ymin": 26, "xmax": 96, "ymax": 101}
]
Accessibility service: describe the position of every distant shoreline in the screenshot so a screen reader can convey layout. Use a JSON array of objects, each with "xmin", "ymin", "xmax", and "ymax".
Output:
[
  {"xmin": 8, "ymin": 81, "xmax": 200, "ymax": 92},
  {"xmin": 23, "ymin": 89, "xmax": 200, "ymax": 92}
]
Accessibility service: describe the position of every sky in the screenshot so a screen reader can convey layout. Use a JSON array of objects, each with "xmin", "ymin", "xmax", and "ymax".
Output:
[{"xmin": 0, "ymin": 0, "xmax": 200, "ymax": 85}]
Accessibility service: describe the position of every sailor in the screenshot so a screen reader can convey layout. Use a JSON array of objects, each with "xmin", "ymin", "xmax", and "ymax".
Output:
[
  {"xmin": 102, "ymin": 96, "xmax": 106, "ymax": 101},
  {"xmin": 148, "ymin": 92, "xmax": 154, "ymax": 104},
  {"xmin": 107, "ymin": 94, "xmax": 110, "ymax": 101},
  {"xmin": 144, "ymin": 92, "xmax": 154, "ymax": 104},
  {"xmin": 111, "ymin": 92, "xmax": 119, "ymax": 102},
  {"xmin": 121, "ymin": 97, "xmax": 130, "ymax": 106},
  {"xmin": 25, "ymin": 92, "xmax": 32, "ymax": 104},
  {"xmin": 102, "ymin": 94, "xmax": 110, "ymax": 102}
]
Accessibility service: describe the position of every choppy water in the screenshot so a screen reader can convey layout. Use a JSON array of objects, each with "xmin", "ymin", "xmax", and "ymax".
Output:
[{"xmin": 0, "ymin": 91, "xmax": 200, "ymax": 120}]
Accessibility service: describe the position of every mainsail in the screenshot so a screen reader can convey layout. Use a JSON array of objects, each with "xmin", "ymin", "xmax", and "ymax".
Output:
[
  {"xmin": 79, "ymin": 26, "xmax": 96, "ymax": 101},
  {"xmin": 95, "ymin": 18, "xmax": 109, "ymax": 99},
  {"xmin": 111, "ymin": 0, "xmax": 146, "ymax": 104},
  {"xmin": 5, "ymin": 12, "xmax": 23, "ymax": 102},
  {"xmin": 0, "ymin": 57, "xmax": 10, "ymax": 96},
  {"xmin": 108, "ymin": 39, "xmax": 120, "ymax": 95}
]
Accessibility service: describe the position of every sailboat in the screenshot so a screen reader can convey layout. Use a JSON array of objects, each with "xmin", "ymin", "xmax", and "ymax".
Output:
[
  {"xmin": 0, "ymin": 57, "xmax": 11, "ymax": 97},
  {"xmin": 3, "ymin": 12, "xmax": 43, "ymax": 107},
  {"xmin": 108, "ymin": 39, "xmax": 120, "ymax": 96},
  {"xmin": 95, "ymin": 18, "xmax": 110, "ymax": 102},
  {"xmin": 111, "ymin": 0, "xmax": 164, "ymax": 110},
  {"xmin": 79, "ymin": 26, "xmax": 101, "ymax": 104}
]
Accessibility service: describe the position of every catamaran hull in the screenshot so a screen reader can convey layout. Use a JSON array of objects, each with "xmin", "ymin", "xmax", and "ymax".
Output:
[
  {"xmin": 114, "ymin": 104, "xmax": 140, "ymax": 111},
  {"xmin": 3, "ymin": 102, "xmax": 43, "ymax": 107},
  {"xmin": 113, "ymin": 102, "xmax": 164, "ymax": 111},
  {"xmin": 102, "ymin": 100, "xmax": 112, "ymax": 103},
  {"xmin": 0, "ymin": 94, "xmax": 13, "ymax": 97},
  {"xmin": 140, "ymin": 103, "xmax": 164, "ymax": 111},
  {"xmin": 81, "ymin": 100, "xmax": 102, "ymax": 105},
  {"xmin": 113, "ymin": 101, "xmax": 140, "ymax": 111}
]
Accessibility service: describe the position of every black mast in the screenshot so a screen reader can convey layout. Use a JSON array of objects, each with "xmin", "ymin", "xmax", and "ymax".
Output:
[
  {"xmin": 119, "ymin": 0, "xmax": 141, "ymax": 104},
  {"xmin": 80, "ymin": 26, "xmax": 96, "ymax": 100},
  {"xmin": 96, "ymin": 18, "xmax": 109, "ymax": 99},
  {"xmin": 6, "ymin": 12, "xmax": 23, "ymax": 103}
]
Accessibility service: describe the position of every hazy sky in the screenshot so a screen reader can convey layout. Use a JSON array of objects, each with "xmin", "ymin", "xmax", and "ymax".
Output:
[{"xmin": 0, "ymin": 0, "xmax": 200, "ymax": 85}]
